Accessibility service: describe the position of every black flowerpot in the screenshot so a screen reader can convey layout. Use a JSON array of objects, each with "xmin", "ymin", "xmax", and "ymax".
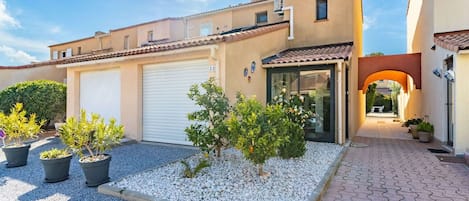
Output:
[
  {"xmin": 2, "ymin": 144, "xmax": 31, "ymax": 168},
  {"xmin": 79, "ymin": 155, "xmax": 111, "ymax": 187},
  {"xmin": 40, "ymin": 154, "xmax": 73, "ymax": 183}
]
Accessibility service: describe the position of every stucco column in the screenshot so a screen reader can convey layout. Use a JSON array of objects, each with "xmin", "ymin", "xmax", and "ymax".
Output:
[
  {"xmin": 454, "ymin": 54, "xmax": 469, "ymax": 154},
  {"xmin": 66, "ymin": 69, "xmax": 80, "ymax": 119},
  {"xmin": 120, "ymin": 63, "xmax": 142, "ymax": 141}
]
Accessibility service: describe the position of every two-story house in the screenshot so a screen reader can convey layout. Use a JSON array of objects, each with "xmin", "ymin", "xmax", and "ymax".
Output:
[
  {"xmin": 56, "ymin": 0, "xmax": 363, "ymax": 146},
  {"xmin": 407, "ymin": 0, "xmax": 469, "ymax": 155}
]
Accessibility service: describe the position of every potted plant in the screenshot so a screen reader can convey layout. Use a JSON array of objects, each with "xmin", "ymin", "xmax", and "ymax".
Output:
[
  {"xmin": 40, "ymin": 148, "xmax": 72, "ymax": 183},
  {"xmin": 404, "ymin": 118, "xmax": 422, "ymax": 139},
  {"xmin": 59, "ymin": 110, "xmax": 124, "ymax": 187},
  {"xmin": 417, "ymin": 121, "xmax": 434, "ymax": 143},
  {"xmin": 0, "ymin": 103, "xmax": 45, "ymax": 168}
]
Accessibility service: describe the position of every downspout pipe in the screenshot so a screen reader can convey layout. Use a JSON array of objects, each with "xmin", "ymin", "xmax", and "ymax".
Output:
[{"xmin": 282, "ymin": 6, "xmax": 294, "ymax": 40}]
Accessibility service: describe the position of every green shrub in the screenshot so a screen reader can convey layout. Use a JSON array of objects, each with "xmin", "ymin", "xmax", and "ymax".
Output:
[
  {"xmin": 227, "ymin": 94, "xmax": 289, "ymax": 176},
  {"xmin": 417, "ymin": 121, "xmax": 434, "ymax": 133},
  {"xmin": 0, "ymin": 80, "xmax": 66, "ymax": 126},
  {"xmin": 40, "ymin": 148, "xmax": 71, "ymax": 160},
  {"xmin": 0, "ymin": 103, "xmax": 45, "ymax": 146},
  {"xmin": 404, "ymin": 118, "xmax": 423, "ymax": 127},
  {"xmin": 366, "ymin": 83, "xmax": 377, "ymax": 112},
  {"xmin": 373, "ymin": 94, "xmax": 392, "ymax": 112},
  {"xmin": 180, "ymin": 159, "xmax": 210, "ymax": 178},
  {"xmin": 271, "ymin": 90, "xmax": 309, "ymax": 159},
  {"xmin": 185, "ymin": 78, "xmax": 230, "ymax": 157},
  {"xmin": 59, "ymin": 110, "xmax": 124, "ymax": 161}
]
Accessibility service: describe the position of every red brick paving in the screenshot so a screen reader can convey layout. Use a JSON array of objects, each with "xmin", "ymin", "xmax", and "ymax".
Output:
[{"xmin": 322, "ymin": 121, "xmax": 469, "ymax": 201}]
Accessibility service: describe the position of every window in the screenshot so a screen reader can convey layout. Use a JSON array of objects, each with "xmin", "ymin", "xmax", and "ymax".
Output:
[
  {"xmin": 200, "ymin": 23, "xmax": 212, "ymax": 36},
  {"xmin": 52, "ymin": 51, "xmax": 58, "ymax": 60},
  {"xmin": 66, "ymin": 48, "xmax": 72, "ymax": 57},
  {"xmin": 61, "ymin": 51, "xmax": 66, "ymax": 58},
  {"xmin": 124, "ymin": 35, "xmax": 129, "ymax": 50},
  {"xmin": 316, "ymin": 0, "xmax": 328, "ymax": 20},
  {"xmin": 256, "ymin": 11, "xmax": 268, "ymax": 24},
  {"xmin": 147, "ymin": 31, "xmax": 153, "ymax": 42},
  {"xmin": 77, "ymin": 47, "xmax": 82, "ymax": 55}
]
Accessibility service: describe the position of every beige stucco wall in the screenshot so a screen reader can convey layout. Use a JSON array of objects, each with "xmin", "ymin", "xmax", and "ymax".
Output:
[
  {"xmin": 434, "ymin": 0, "xmax": 469, "ymax": 33},
  {"xmin": 454, "ymin": 54, "xmax": 469, "ymax": 154},
  {"xmin": 186, "ymin": 11, "xmax": 234, "ymax": 38},
  {"xmin": 231, "ymin": 2, "xmax": 282, "ymax": 28},
  {"xmin": 50, "ymin": 37, "xmax": 98, "ymax": 59},
  {"xmin": 0, "ymin": 65, "xmax": 66, "ymax": 90},
  {"xmin": 65, "ymin": 48, "xmax": 213, "ymax": 140},
  {"xmin": 283, "ymin": 0, "xmax": 355, "ymax": 48},
  {"xmin": 224, "ymin": 28, "xmax": 289, "ymax": 103},
  {"xmin": 407, "ymin": 0, "xmax": 469, "ymax": 153}
]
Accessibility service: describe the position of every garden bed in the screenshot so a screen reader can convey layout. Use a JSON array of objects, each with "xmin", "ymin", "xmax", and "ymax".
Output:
[{"xmin": 108, "ymin": 142, "xmax": 343, "ymax": 201}]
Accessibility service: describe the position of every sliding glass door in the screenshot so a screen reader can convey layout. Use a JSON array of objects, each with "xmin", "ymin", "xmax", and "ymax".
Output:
[{"xmin": 267, "ymin": 65, "xmax": 335, "ymax": 143}]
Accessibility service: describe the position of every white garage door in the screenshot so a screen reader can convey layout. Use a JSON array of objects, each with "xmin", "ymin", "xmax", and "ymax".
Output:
[
  {"xmin": 143, "ymin": 60, "xmax": 209, "ymax": 145},
  {"xmin": 80, "ymin": 68, "xmax": 121, "ymax": 123}
]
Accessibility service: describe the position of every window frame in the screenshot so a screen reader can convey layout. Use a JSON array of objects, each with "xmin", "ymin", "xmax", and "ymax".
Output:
[
  {"xmin": 147, "ymin": 30, "xmax": 154, "ymax": 42},
  {"xmin": 124, "ymin": 35, "xmax": 130, "ymax": 50},
  {"xmin": 255, "ymin": 11, "xmax": 268, "ymax": 24},
  {"xmin": 316, "ymin": 0, "xmax": 328, "ymax": 21}
]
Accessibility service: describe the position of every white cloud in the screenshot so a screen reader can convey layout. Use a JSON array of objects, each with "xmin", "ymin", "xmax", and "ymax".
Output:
[
  {"xmin": 363, "ymin": 15, "xmax": 376, "ymax": 31},
  {"xmin": 0, "ymin": 45, "xmax": 38, "ymax": 64},
  {"xmin": 0, "ymin": 0, "xmax": 20, "ymax": 28},
  {"xmin": 49, "ymin": 26, "xmax": 61, "ymax": 34},
  {"xmin": 0, "ymin": 1, "xmax": 49, "ymax": 64}
]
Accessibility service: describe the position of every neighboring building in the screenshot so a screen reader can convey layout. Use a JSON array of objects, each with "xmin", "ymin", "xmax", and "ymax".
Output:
[
  {"xmin": 407, "ymin": 0, "xmax": 469, "ymax": 155},
  {"xmin": 57, "ymin": 0, "xmax": 363, "ymax": 145},
  {"xmin": 0, "ymin": 61, "xmax": 66, "ymax": 91}
]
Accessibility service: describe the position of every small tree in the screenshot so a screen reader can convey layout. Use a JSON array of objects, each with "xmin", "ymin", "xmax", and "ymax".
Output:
[
  {"xmin": 185, "ymin": 78, "xmax": 230, "ymax": 157},
  {"xmin": 271, "ymin": 91, "xmax": 311, "ymax": 159},
  {"xmin": 0, "ymin": 103, "xmax": 45, "ymax": 146},
  {"xmin": 59, "ymin": 110, "xmax": 124, "ymax": 161},
  {"xmin": 366, "ymin": 83, "xmax": 377, "ymax": 112},
  {"xmin": 227, "ymin": 94, "xmax": 289, "ymax": 176}
]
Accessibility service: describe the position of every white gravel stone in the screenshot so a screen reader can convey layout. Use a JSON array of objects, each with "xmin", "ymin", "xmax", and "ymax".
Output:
[{"xmin": 111, "ymin": 142, "xmax": 343, "ymax": 201}]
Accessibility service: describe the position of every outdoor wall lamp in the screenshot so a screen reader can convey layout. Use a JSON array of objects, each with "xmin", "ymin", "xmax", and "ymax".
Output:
[
  {"xmin": 444, "ymin": 70, "xmax": 455, "ymax": 82},
  {"xmin": 432, "ymin": 67, "xmax": 442, "ymax": 78}
]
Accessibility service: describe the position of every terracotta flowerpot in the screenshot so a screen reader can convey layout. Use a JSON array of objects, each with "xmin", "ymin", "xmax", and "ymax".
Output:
[
  {"xmin": 79, "ymin": 154, "xmax": 111, "ymax": 187},
  {"xmin": 2, "ymin": 144, "xmax": 31, "ymax": 168},
  {"xmin": 40, "ymin": 154, "xmax": 73, "ymax": 183},
  {"xmin": 418, "ymin": 131, "xmax": 432, "ymax": 143},
  {"xmin": 410, "ymin": 125, "xmax": 418, "ymax": 139}
]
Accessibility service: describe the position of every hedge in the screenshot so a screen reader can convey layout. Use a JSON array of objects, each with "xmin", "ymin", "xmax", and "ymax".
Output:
[{"xmin": 0, "ymin": 80, "xmax": 66, "ymax": 125}]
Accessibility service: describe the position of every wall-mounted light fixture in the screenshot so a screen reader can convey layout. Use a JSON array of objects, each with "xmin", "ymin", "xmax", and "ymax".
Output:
[
  {"xmin": 444, "ymin": 70, "xmax": 455, "ymax": 82},
  {"xmin": 431, "ymin": 45, "xmax": 436, "ymax": 51},
  {"xmin": 432, "ymin": 67, "xmax": 442, "ymax": 78},
  {"xmin": 251, "ymin": 61, "xmax": 256, "ymax": 73}
]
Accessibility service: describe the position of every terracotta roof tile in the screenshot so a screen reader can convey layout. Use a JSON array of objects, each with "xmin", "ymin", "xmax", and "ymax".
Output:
[
  {"xmin": 59, "ymin": 21, "xmax": 289, "ymax": 65},
  {"xmin": 434, "ymin": 29, "xmax": 469, "ymax": 52},
  {"xmin": 262, "ymin": 42, "xmax": 353, "ymax": 65}
]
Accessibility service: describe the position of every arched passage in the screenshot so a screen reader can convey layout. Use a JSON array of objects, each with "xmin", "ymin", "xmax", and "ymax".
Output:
[
  {"xmin": 358, "ymin": 53, "xmax": 421, "ymax": 92},
  {"xmin": 362, "ymin": 70, "xmax": 408, "ymax": 93}
]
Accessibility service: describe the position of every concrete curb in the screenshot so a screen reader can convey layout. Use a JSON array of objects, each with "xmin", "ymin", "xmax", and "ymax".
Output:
[
  {"xmin": 308, "ymin": 143, "xmax": 349, "ymax": 201},
  {"xmin": 98, "ymin": 184, "xmax": 163, "ymax": 201}
]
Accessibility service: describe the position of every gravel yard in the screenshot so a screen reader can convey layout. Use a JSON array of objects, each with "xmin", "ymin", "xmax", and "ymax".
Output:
[
  {"xmin": 0, "ymin": 137, "xmax": 198, "ymax": 201},
  {"xmin": 111, "ymin": 142, "xmax": 344, "ymax": 201}
]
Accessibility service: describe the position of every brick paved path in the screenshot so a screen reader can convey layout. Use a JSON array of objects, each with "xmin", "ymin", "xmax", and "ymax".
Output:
[{"xmin": 322, "ymin": 119, "xmax": 469, "ymax": 201}]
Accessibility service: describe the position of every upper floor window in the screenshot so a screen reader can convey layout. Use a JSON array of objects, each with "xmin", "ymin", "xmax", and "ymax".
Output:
[
  {"xmin": 256, "ymin": 11, "xmax": 268, "ymax": 24},
  {"xmin": 200, "ymin": 23, "xmax": 212, "ymax": 36},
  {"xmin": 77, "ymin": 47, "xmax": 82, "ymax": 55},
  {"xmin": 61, "ymin": 48, "xmax": 72, "ymax": 58},
  {"xmin": 316, "ymin": 0, "xmax": 328, "ymax": 20},
  {"xmin": 147, "ymin": 31, "xmax": 154, "ymax": 42},
  {"xmin": 52, "ymin": 51, "xmax": 58, "ymax": 60},
  {"xmin": 124, "ymin": 35, "xmax": 130, "ymax": 50}
]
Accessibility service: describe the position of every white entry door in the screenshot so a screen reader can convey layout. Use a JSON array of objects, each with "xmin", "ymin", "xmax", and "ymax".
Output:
[
  {"xmin": 80, "ymin": 68, "xmax": 121, "ymax": 123},
  {"xmin": 143, "ymin": 60, "xmax": 209, "ymax": 145}
]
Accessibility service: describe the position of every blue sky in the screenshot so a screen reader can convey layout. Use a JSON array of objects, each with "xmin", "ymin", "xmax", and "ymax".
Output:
[{"xmin": 0, "ymin": 0, "xmax": 407, "ymax": 66}]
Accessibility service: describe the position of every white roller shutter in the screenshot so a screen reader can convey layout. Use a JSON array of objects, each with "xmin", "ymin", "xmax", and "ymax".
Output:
[
  {"xmin": 80, "ymin": 69, "xmax": 121, "ymax": 123},
  {"xmin": 143, "ymin": 60, "xmax": 209, "ymax": 145}
]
